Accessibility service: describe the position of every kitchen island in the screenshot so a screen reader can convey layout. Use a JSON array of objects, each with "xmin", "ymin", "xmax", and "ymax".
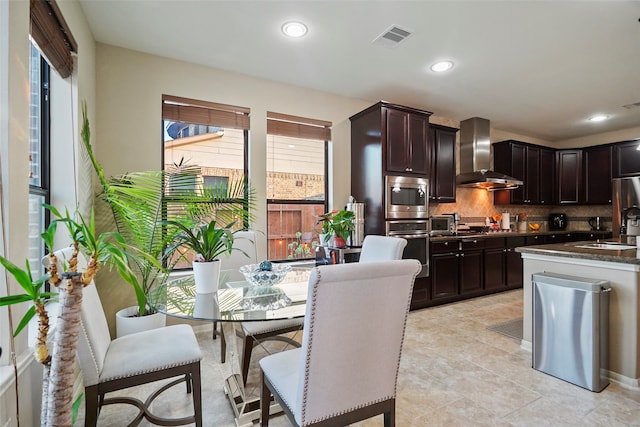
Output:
[{"xmin": 517, "ymin": 241, "xmax": 640, "ymax": 388}]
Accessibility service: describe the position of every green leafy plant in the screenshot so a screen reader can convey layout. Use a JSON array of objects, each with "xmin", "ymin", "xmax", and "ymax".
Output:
[
  {"xmin": 160, "ymin": 219, "xmax": 239, "ymax": 263},
  {"xmin": 287, "ymin": 231, "xmax": 313, "ymax": 259},
  {"xmin": 317, "ymin": 209, "xmax": 355, "ymax": 242}
]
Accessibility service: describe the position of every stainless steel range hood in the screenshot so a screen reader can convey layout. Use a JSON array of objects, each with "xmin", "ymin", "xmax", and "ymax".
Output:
[{"xmin": 455, "ymin": 117, "xmax": 523, "ymax": 190}]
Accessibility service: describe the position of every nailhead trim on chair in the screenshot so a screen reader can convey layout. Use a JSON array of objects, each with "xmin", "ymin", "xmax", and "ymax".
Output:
[
  {"xmin": 299, "ymin": 266, "xmax": 420, "ymax": 426},
  {"xmin": 79, "ymin": 315, "xmax": 101, "ymax": 387},
  {"xmin": 100, "ymin": 358, "xmax": 203, "ymax": 383}
]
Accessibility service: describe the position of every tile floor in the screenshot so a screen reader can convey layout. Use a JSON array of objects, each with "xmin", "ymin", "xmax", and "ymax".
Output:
[{"xmin": 75, "ymin": 289, "xmax": 640, "ymax": 426}]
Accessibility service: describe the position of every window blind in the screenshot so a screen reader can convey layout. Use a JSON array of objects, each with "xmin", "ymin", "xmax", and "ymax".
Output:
[
  {"xmin": 30, "ymin": 0, "xmax": 77, "ymax": 79},
  {"xmin": 162, "ymin": 95, "xmax": 250, "ymax": 130},
  {"xmin": 267, "ymin": 112, "xmax": 331, "ymax": 141}
]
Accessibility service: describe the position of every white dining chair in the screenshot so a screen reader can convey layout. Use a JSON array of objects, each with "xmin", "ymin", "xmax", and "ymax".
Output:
[
  {"xmin": 358, "ymin": 235, "xmax": 407, "ymax": 262},
  {"xmin": 43, "ymin": 248, "xmax": 203, "ymax": 427},
  {"xmin": 259, "ymin": 259, "xmax": 421, "ymax": 426},
  {"xmin": 219, "ymin": 230, "xmax": 304, "ymax": 385}
]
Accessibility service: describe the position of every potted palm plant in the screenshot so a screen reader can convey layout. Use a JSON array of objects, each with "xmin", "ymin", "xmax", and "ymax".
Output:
[
  {"xmin": 80, "ymin": 105, "xmax": 254, "ymax": 335},
  {"xmin": 160, "ymin": 219, "xmax": 241, "ymax": 293}
]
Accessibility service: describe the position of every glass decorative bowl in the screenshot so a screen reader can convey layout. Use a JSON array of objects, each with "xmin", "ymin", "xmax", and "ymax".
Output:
[{"xmin": 239, "ymin": 263, "xmax": 292, "ymax": 287}]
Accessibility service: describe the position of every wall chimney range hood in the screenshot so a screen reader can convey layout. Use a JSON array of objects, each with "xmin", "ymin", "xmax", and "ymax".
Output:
[{"xmin": 455, "ymin": 117, "xmax": 523, "ymax": 190}]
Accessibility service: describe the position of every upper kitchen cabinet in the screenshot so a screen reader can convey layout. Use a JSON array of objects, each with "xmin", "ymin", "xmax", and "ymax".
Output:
[
  {"xmin": 613, "ymin": 139, "xmax": 640, "ymax": 178},
  {"xmin": 556, "ymin": 149, "xmax": 583, "ymax": 204},
  {"xmin": 583, "ymin": 144, "xmax": 613, "ymax": 204},
  {"xmin": 386, "ymin": 108, "xmax": 430, "ymax": 175},
  {"xmin": 493, "ymin": 140, "xmax": 554, "ymax": 205},
  {"xmin": 350, "ymin": 102, "xmax": 432, "ymax": 234},
  {"xmin": 429, "ymin": 124, "xmax": 458, "ymax": 203},
  {"xmin": 351, "ymin": 102, "xmax": 432, "ymax": 177}
]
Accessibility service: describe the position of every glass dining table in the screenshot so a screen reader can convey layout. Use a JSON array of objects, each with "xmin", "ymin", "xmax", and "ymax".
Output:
[{"xmin": 148, "ymin": 263, "xmax": 314, "ymax": 427}]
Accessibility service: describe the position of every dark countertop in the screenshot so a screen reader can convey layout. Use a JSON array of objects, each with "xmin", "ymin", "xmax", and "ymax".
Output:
[
  {"xmin": 516, "ymin": 240, "xmax": 640, "ymax": 266},
  {"xmin": 429, "ymin": 229, "xmax": 611, "ymax": 242}
]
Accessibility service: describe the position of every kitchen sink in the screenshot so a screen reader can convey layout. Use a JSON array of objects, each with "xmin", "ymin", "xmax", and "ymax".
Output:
[{"xmin": 575, "ymin": 242, "xmax": 637, "ymax": 250}]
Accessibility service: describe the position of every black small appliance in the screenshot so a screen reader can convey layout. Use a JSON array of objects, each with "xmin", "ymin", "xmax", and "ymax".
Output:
[{"xmin": 549, "ymin": 213, "xmax": 567, "ymax": 230}]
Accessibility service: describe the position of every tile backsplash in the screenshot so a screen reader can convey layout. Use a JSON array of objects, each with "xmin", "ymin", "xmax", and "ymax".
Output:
[{"xmin": 429, "ymin": 187, "xmax": 613, "ymax": 232}]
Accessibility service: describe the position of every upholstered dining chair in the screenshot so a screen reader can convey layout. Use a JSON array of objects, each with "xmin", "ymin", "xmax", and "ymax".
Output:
[
  {"xmin": 43, "ymin": 248, "xmax": 203, "ymax": 427},
  {"xmin": 358, "ymin": 235, "xmax": 407, "ymax": 262},
  {"xmin": 259, "ymin": 259, "xmax": 421, "ymax": 427},
  {"xmin": 219, "ymin": 230, "xmax": 305, "ymax": 385}
]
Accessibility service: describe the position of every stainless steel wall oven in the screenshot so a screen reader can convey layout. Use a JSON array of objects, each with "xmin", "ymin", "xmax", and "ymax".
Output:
[{"xmin": 386, "ymin": 220, "xmax": 429, "ymax": 278}]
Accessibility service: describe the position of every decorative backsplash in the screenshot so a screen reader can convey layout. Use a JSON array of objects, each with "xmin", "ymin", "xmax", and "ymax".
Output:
[{"xmin": 429, "ymin": 187, "xmax": 613, "ymax": 232}]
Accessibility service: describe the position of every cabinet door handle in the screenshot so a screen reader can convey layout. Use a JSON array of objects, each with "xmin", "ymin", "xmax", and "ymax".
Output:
[{"xmin": 460, "ymin": 253, "xmax": 464, "ymax": 257}]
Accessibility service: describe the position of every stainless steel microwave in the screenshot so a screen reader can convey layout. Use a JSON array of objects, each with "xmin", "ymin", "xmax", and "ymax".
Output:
[
  {"xmin": 384, "ymin": 175, "xmax": 429, "ymax": 219},
  {"xmin": 429, "ymin": 214, "xmax": 456, "ymax": 235}
]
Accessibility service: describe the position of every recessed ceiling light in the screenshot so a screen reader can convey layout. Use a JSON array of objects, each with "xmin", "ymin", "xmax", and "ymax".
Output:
[
  {"xmin": 282, "ymin": 21, "xmax": 308, "ymax": 38},
  {"xmin": 430, "ymin": 61, "xmax": 454, "ymax": 72},
  {"xmin": 588, "ymin": 114, "xmax": 609, "ymax": 122}
]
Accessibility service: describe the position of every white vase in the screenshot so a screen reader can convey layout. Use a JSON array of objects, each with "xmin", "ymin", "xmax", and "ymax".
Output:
[
  {"xmin": 193, "ymin": 259, "xmax": 221, "ymax": 294},
  {"xmin": 115, "ymin": 306, "xmax": 166, "ymax": 338}
]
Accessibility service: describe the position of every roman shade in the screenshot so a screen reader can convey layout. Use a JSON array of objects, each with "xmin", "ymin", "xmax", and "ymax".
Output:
[
  {"xmin": 162, "ymin": 95, "xmax": 250, "ymax": 130},
  {"xmin": 30, "ymin": 0, "xmax": 77, "ymax": 79},
  {"xmin": 267, "ymin": 112, "xmax": 331, "ymax": 141}
]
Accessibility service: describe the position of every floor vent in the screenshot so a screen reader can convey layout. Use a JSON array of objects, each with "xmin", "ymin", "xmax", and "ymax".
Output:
[{"xmin": 372, "ymin": 25, "xmax": 412, "ymax": 48}]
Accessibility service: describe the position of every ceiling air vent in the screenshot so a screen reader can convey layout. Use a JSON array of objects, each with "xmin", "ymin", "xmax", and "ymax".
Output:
[
  {"xmin": 623, "ymin": 101, "xmax": 640, "ymax": 109},
  {"xmin": 372, "ymin": 25, "xmax": 412, "ymax": 48}
]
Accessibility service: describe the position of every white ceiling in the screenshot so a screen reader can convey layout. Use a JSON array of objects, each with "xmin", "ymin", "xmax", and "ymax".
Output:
[{"xmin": 79, "ymin": 0, "xmax": 640, "ymax": 143}]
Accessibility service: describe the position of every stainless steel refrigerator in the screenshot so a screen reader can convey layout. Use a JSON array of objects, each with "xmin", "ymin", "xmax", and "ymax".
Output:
[{"xmin": 612, "ymin": 177, "xmax": 640, "ymax": 242}]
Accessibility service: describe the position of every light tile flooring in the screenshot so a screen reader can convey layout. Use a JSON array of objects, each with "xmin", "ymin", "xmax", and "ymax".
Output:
[{"xmin": 76, "ymin": 289, "xmax": 640, "ymax": 426}]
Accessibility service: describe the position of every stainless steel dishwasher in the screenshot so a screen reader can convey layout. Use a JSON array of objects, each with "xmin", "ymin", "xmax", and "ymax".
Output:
[{"xmin": 532, "ymin": 272, "xmax": 611, "ymax": 392}]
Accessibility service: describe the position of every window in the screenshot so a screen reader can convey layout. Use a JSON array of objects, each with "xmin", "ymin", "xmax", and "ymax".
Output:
[
  {"xmin": 266, "ymin": 112, "xmax": 330, "ymax": 261},
  {"xmin": 28, "ymin": 42, "xmax": 51, "ymax": 282},
  {"xmin": 162, "ymin": 95, "xmax": 249, "ymax": 268}
]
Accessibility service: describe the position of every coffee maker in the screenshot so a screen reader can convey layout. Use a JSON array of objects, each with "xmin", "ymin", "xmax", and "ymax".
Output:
[{"xmin": 549, "ymin": 213, "xmax": 567, "ymax": 230}]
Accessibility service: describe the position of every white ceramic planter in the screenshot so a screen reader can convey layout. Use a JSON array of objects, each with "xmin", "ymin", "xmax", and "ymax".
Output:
[
  {"xmin": 193, "ymin": 259, "xmax": 221, "ymax": 294},
  {"xmin": 115, "ymin": 306, "xmax": 166, "ymax": 338}
]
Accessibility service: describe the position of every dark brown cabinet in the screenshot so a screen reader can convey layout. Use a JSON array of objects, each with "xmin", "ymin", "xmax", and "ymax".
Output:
[
  {"xmin": 386, "ymin": 108, "xmax": 430, "ymax": 175},
  {"xmin": 350, "ymin": 102, "xmax": 433, "ymax": 235},
  {"xmin": 429, "ymin": 124, "xmax": 458, "ymax": 203},
  {"xmin": 539, "ymin": 148, "xmax": 556, "ymax": 204},
  {"xmin": 460, "ymin": 239, "xmax": 484, "ymax": 295},
  {"xmin": 505, "ymin": 236, "xmax": 525, "ymax": 288},
  {"xmin": 583, "ymin": 145, "xmax": 612, "ymax": 204},
  {"xmin": 556, "ymin": 149, "xmax": 583, "ymax": 204},
  {"xmin": 483, "ymin": 237, "xmax": 506, "ymax": 290},
  {"xmin": 613, "ymin": 140, "xmax": 640, "ymax": 178},
  {"xmin": 430, "ymin": 241, "xmax": 460, "ymax": 301},
  {"xmin": 493, "ymin": 141, "xmax": 554, "ymax": 205}
]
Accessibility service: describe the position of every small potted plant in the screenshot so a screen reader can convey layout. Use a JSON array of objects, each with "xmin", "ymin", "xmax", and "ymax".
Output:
[
  {"xmin": 317, "ymin": 209, "xmax": 355, "ymax": 248},
  {"xmin": 160, "ymin": 219, "xmax": 241, "ymax": 293}
]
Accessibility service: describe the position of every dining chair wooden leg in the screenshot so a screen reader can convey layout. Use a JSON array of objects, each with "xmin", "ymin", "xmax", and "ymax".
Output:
[
  {"xmin": 84, "ymin": 385, "xmax": 100, "ymax": 427},
  {"xmin": 260, "ymin": 371, "xmax": 270, "ymax": 427},
  {"xmin": 212, "ymin": 321, "xmax": 226, "ymax": 363},
  {"xmin": 191, "ymin": 362, "xmax": 203, "ymax": 427},
  {"xmin": 220, "ymin": 328, "xmax": 226, "ymax": 364},
  {"xmin": 384, "ymin": 405, "xmax": 395, "ymax": 427},
  {"xmin": 241, "ymin": 335, "xmax": 254, "ymax": 386}
]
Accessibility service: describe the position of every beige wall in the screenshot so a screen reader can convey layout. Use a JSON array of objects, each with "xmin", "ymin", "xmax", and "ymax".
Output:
[
  {"xmin": 1, "ymin": 0, "xmax": 97, "ymax": 425},
  {"xmin": 93, "ymin": 43, "xmax": 372, "ymax": 330}
]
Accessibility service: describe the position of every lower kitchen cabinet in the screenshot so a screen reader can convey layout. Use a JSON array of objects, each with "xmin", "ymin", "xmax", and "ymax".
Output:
[
  {"xmin": 484, "ymin": 237, "xmax": 506, "ymax": 290},
  {"xmin": 505, "ymin": 236, "xmax": 525, "ymax": 288},
  {"xmin": 413, "ymin": 232, "xmax": 607, "ymax": 310},
  {"xmin": 460, "ymin": 239, "xmax": 484, "ymax": 295},
  {"xmin": 430, "ymin": 241, "xmax": 460, "ymax": 301}
]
